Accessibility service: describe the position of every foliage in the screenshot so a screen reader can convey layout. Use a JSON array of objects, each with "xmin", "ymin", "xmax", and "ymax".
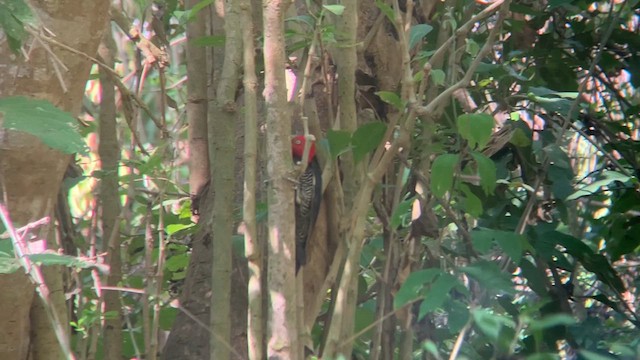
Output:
[{"xmin": 1, "ymin": 0, "xmax": 639, "ymax": 359}]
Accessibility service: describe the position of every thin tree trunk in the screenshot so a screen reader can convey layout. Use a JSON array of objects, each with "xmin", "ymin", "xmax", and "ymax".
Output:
[
  {"xmin": 208, "ymin": 0, "xmax": 243, "ymax": 359},
  {"xmin": 186, "ymin": 0, "xmax": 210, "ymax": 195},
  {"xmin": 97, "ymin": 28, "xmax": 123, "ymax": 360},
  {"xmin": 263, "ymin": 0, "xmax": 298, "ymax": 358},
  {"xmin": 321, "ymin": 0, "xmax": 360, "ymax": 356},
  {"xmin": 241, "ymin": 0, "xmax": 264, "ymax": 357}
]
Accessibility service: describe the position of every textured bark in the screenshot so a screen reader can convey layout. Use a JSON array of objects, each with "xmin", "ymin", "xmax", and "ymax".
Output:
[
  {"xmin": 263, "ymin": 0, "xmax": 298, "ymax": 358},
  {"xmin": 186, "ymin": 0, "xmax": 210, "ymax": 195},
  {"xmin": 208, "ymin": 0, "xmax": 243, "ymax": 358},
  {"xmin": 97, "ymin": 29, "xmax": 123, "ymax": 360},
  {"xmin": 241, "ymin": 0, "xmax": 264, "ymax": 357},
  {"xmin": 0, "ymin": 1, "xmax": 110, "ymax": 359},
  {"xmin": 162, "ymin": 1, "xmax": 251, "ymax": 358}
]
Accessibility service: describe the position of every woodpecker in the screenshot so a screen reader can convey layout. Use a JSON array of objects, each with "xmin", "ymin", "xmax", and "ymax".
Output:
[{"xmin": 291, "ymin": 135, "xmax": 322, "ymax": 273}]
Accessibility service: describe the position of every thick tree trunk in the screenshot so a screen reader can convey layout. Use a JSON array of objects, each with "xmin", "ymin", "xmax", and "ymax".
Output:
[{"xmin": 0, "ymin": 1, "xmax": 110, "ymax": 359}]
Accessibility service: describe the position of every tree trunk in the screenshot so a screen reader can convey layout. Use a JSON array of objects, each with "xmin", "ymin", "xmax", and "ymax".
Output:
[
  {"xmin": 0, "ymin": 1, "xmax": 110, "ymax": 359},
  {"xmin": 263, "ymin": 0, "xmax": 299, "ymax": 358}
]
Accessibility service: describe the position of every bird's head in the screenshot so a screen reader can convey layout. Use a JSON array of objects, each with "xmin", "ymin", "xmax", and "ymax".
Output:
[{"xmin": 291, "ymin": 135, "xmax": 316, "ymax": 163}]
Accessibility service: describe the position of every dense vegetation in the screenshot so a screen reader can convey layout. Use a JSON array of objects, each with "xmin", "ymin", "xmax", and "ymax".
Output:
[{"xmin": 0, "ymin": 0, "xmax": 638, "ymax": 359}]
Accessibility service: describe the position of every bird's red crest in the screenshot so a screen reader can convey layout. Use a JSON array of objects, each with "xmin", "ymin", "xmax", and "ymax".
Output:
[{"xmin": 291, "ymin": 135, "xmax": 316, "ymax": 162}]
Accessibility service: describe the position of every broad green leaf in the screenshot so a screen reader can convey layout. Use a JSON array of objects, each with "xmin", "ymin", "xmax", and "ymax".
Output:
[
  {"xmin": 528, "ymin": 313, "xmax": 576, "ymax": 331},
  {"xmin": 374, "ymin": 0, "xmax": 394, "ymax": 22},
  {"xmin": 466, "ymin": 39, "xmax": 480, "ymax": 56},
  {"xmin": 543, "ymin": 144, "xmax": 572, "ymax": 169},
  {"xmin": 166, "ymin": 223, "xmax": 195, "ymax": 235},
  {"xmin": 471, "ymin": 229, "xmax": 525, "ymax": 264},
  {"xmin": 459, "ymin": 183, "xmax": 483, "ymax": 217},
  {"xmin": 567, "ymin": 171, "xmax": 632, "ymax": 200},
  {"xmin": 525, "ymin": 353, "xmax": 562, "ymax": 360},
  {"xmin": 460, "ymin": 260, "xmax": 515, "ymax": 295},
  {"xmin": 471, "ymin": 229, "xmax": 494, "ymax": 253},
  {"xmin": 0, "ymin": 96, "xmax": 88, "ymax": 154},
  {"xmin": 375, "ymin": 91, "xmax": 404, "ymax": 110},
  {"xmin": 430, "ymin": 154, "xmax": 459, "ymax": 197},
  {"xmin": 326, "ymin": 129, "xmax": 352, "ymax": 158},
  {"xmin": 187, "ymin": 0, "xmax": 214, "ymax": 21},
  {"xmin": 394, "ymin": 268, "xmax": 441, "ymax": 309},
  {"xmin": 354, "ymin": 306, "xmax": 375, "ymax": 338},
  {"xmin": 323, "ymin": 4, "xmax": 345, "ymax": 15},
  {"xmin": 0, "ymin": 257, "xmax": 21, "ymax": 274},
  {"xmin": 430, "ymin": 69, "xmax": 445, "ymax": 86},
  {"xmin": 285, "ymin": 15, "xmax": 315, "ymax": 28},
  {"xmin": 192, "ymin": 35, "xmax": 225, "ymax": 47},
  {"xmin": 159, "ymin": 307, "xmax": 178, "ymax": 330},
  {"xmin": 548, "ymin": 0, "xmax": 574, "ymax": 9},
  {"xmin": 352, "ymin": 122, "xmax": 387, "ymax": 163},
  {"xmin": 447, "ymin": 300, "xmax": 470, "ymax": 333},
  {"xmin": 545, "ymin": 231, "xmax": 625, "ymax": 293},
  {"xmin": 472, "ymin": 308, "xmax": 515, "ymax": 341},
  {"xmin": 0, "ymin": 239, "xmax": 14, "ymax": 257},
  {"xmin": 456, "ymin": 113, "xmax": 494, "ymax": 149},
  {"xmin": 165, "ymin": 253, "xmax": 189, "ymax": 271},
  {"xmin": 470, "ymin": 151, "xmax": 497, "ymax": 194},
  {"xmin": 0, "ymin": 0, "xmax": 34, "ymax": 52},
  {"xmin": 390, "ymin": 196, "xmax": 414, "ymax": 228},
  {"xmin": 578, "ymin": 350, "xmax": 617, "ymax": 360},
  {"xmin": 408, "ymin": 24, "xmax": 433, "ymax": 50},
  {"xmin": 418, "ymin": 273, "xmax": 458, "ymax": 319},
  {"xmin": 527, "ymin": 93, "xmax": 572, "ymax": 115}
]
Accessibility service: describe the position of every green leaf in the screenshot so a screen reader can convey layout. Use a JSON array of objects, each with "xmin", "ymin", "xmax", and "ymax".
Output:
[
  {"xmin": 567, "ymin": 171, "xmax": 632, "ymax": 200},
  {"xmin": 322, "ymin": 4, "xmax": 345, "ymax": 15},
  {"xmin": 465, "ymin": 39, "xmax": 480, "ymax": 56},
  {"xmin": 408, "ymin": 24, "xmax": 433, "ymax": 50},
  {"xmin": 459, "ymin": 183, "xmax": 483, "ymax": 217},
  {"xmin": 390, "ymin": 196, "xmax": 414, "ymax": 228},
  {"xmin": 285, "ymin": 15, "xmax": 315, "ymax": 28},
  {"xmin": 0, "ymin": 0, "xmax": 34, "ymax": 52},
  {"xmin": 418, "ymin": 273, "xmax": 458, "ymax": 319},
  {"xmin": 460, "ymin": 260, "xmax": 516, "ymax": 295},
  {"xmin": 471, "ymin": 229, "xmax": 525, "ymax": 264},
  {"xmin": 326, "ymin": 129, "xmax": 352, "ymax": 158},
  {"xmin": 394, "ymin": 268, "xmax": 442, "ymax": 309},
  {"xmin": 374, "ymin": 0, "xmax": 395, "ymax": 22},
  {"xmin": 166, "ymin": 223, "xmax": 196, "ymax": 236},
  {"xmin": 0, "ymin": 257, "xmax": 21, "ymax": 274},
  {"xmin": 472, "ymin": 229, "xmax": 525, "ymax": 264},
  {"xmin": 528, "ymin": 314, "xmax": 576, "ymax": 331},
  {"xmin": 0, "ymin": 239, "xmax": 14, "ymax": 257},
  {"xmin": 159, "ymin": 307, "xmax": 178, "ymax": 330},
  {"xmin": 472, "ymin": 308, "xmax": 515, "ymax": 341},
  {"xmin": 191, "ymin": 35, "xmax": 225, "ymax": 47},
  {"xmin": 548, "ymin": 0, "xmax": 574, "ymax": 9},
  {"xmin": 375, "ymin": 91, "xmax": 404, "ymax": 111},
  {"xmin": 456, "ymin": 113, "xmax": 494, "ymax": 149},
  {"xmin": 430, "ymin": 154, "xmax": 459, "ymax": 197},
  {"xmin": 430, "ymin": 69, "xmax": 445, "ymax": 86},
  {"xmin": 187, "ymin": 0, "xmax": 214, "ymax": 21},
  {"xmin": 165, "ymin": 253, "xmax": 189, "ymax": 272},
  {"xmin": 447, "ymin": 300, "xmax": 470, "ymax": 333},
  {"xmin": 0, "ymin": 96, "xmax": 88, "ymax": 154},
  {"xmin": 578, "ymin": 350, "xmax": 617, "ymax": 360},
  {"xmin": 470, "ymin": 151, "xmax": 497, "ymax": 195},
  {"xmin": 545, "ymin": 231, "xmax": 626, "ymax": 293},
  {"xmin": 352, "ymin": 122, "xmax": 387, "ymax": 163}
]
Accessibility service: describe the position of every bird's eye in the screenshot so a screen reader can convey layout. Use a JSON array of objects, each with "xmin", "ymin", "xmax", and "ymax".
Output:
[{"xmin": 295, "ymin": 139, "xmax": 301, "ymax": 145}]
